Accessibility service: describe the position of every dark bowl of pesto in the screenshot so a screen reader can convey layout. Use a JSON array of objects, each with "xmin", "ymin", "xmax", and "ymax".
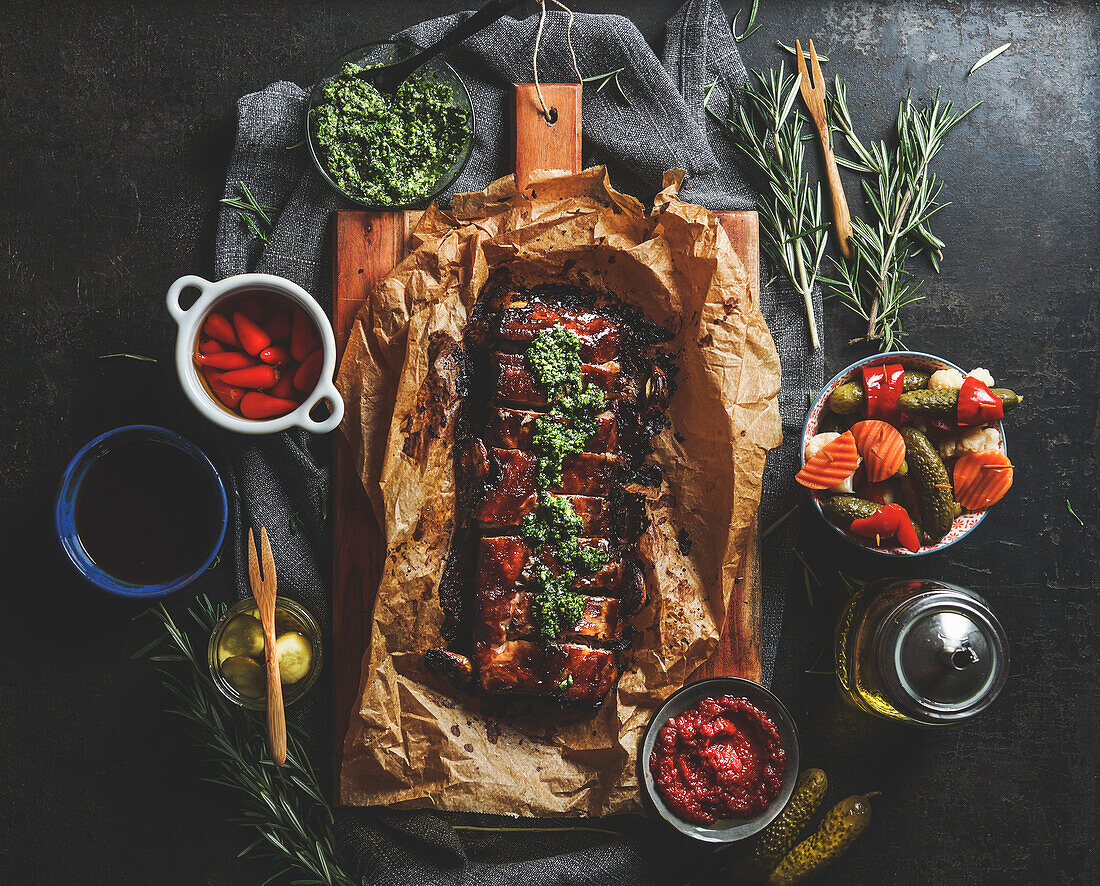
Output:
[{"xmin": 306, "ymin": 41, "xmax": 474, "ymax": 210}]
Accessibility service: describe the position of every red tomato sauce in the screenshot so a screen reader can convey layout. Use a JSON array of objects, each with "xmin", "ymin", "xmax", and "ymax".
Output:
[{"xmin": 649, "ymin": 695, "xmax": 786, "ymax": 825}]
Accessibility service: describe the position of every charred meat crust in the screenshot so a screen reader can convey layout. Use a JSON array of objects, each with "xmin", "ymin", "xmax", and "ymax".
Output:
[{"xmin": 431, "ymin": 274, "xmax": 673, "ymax": 707}]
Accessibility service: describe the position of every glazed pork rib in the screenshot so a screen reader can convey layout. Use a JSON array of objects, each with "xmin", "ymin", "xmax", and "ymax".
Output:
[{"xmin": 427, "ymin": 279, "xmax": 673, "ymax": 706}]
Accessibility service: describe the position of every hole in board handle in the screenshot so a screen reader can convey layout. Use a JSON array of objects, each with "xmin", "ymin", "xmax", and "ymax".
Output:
[{"xmin": 544, "ymin": 106, "xmax": 558, "ymax": 125}]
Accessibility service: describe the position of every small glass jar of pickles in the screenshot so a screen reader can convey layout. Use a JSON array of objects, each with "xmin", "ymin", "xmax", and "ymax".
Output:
[{"xmin": 207, "ymin": 597, "xmax": 322, "ymax": 709}]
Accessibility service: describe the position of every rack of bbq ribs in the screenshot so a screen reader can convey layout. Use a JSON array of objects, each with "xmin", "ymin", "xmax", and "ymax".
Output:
[{"xmin": 426, "ymin": 276, "xmax": 674, "ymax": 707}]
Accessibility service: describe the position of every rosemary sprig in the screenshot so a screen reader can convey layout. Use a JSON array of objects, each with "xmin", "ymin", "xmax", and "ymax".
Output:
[
  {"xmin": 221, "ymin": 182, "xmax": 275, "ymax": 244},
  {"xmin": 706, "ymin": 65, "xmax": 826, "ymax": 349},
  {"xmin": 139, "ymin": 599, "xmax": 355, "ymax": 886},
  {"xmin": 580, "ymin": 67, "xmax": 632, "ymax": 108},
  {"xmin": 827, "ymin": 78, "xmax": 979, "ymax": 348},
  {"xmin": 732, "ymin": 0, "xmax": 761, "ymax": 43}
]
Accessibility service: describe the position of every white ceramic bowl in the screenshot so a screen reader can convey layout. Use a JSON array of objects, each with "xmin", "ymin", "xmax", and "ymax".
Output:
[
  {"xmin": 167, "ymin": 273, "xmax": 344, "ymax": 435},
  {"xmin": 803, "ymin": 351, "xmax": 1007, "ymax": 556}
]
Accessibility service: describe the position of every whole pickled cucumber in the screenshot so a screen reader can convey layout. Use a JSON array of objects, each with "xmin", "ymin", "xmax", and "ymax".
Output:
[
  {"xmin": 900, "ymin": 427, "xmax": 958, "ymax": 541},
  {"xmin": 826, "ymin": 372, "xmax": 931, "ymax": 416},
  {"xmin": 745, "ymin": 769, "xmax": 828, "ymax": 879},
  {"xmin": 820, "ymin": 495, "xmax": 880, "ymax": 526},
  {"xmin": 897, "ymin": 387, "xmax": 1021, "ymax": 420},
  {"xmin": 766, "ymin": 793, "xmax": 879, "ymax": 885}
]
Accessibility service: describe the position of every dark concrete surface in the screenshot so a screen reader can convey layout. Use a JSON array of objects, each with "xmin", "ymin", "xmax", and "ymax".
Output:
[{"xmin": 1, "ymin": 1, "xmax": 1096, "ymax": 884}]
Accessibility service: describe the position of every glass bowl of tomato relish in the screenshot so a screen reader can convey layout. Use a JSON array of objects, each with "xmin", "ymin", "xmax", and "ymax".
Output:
[
  {"xmin": 803, "ymin": 351, "xmax": 1008, "ymax": 557},
  {"xmin": 640, "ymin": 677, "xmax": 800, "ymax": 842}
]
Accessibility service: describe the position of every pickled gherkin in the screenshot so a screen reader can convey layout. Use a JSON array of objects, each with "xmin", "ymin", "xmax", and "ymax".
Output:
[
  {"xmin": 744, "ymin": 769, "xmax": 828, "ymax": 879},
  {"xmin": 898, "ymin": 387, "xmax": 1021, "ymax": 420},
  {"xmin": 900, "ymin": 427, "xmax": 959, "ymax": 541},
  {"xmin": 766, "ymin": 793, "xmax": 879, "ymax": 884}
]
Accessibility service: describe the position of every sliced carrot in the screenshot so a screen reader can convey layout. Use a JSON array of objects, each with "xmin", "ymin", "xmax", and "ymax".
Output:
[
  {"xmin": 850, "ymin": 420, "xmax": 906, "ymax": 483},
  {"xmin": 953, "ymin": 450, "xmax": 1013, "ymax": 510},
  {"xmin": 797, "ymin": 431, "xmax": 860, "ymax": 490}
]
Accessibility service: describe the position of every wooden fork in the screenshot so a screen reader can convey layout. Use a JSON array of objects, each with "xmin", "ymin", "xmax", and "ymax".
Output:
[
  {"xmin": 248, "ymin": 526, "xmax": 287, "ymax": 766},
  {"xmin": 796, "ymin": 38, "xmax": 853, "ymax": 259}
]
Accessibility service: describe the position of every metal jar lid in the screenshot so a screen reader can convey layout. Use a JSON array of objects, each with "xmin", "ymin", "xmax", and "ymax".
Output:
[{"xmin": 874, "ymin": 581, "xmax": 1009, "ymax": 725}]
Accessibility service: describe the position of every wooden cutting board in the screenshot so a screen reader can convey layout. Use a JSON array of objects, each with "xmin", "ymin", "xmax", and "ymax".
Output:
[{"xmin": 330, "ymin": 84, "xmax": 761, "ymax": 798}]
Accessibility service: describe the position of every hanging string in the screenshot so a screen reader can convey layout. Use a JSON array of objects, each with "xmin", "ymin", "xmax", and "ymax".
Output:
[{"xmin": 532, "ymin": 0, "xmax": 582, "ymax": 122}]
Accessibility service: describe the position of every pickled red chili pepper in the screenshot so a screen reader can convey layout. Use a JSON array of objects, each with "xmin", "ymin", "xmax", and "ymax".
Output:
[
  {"xmin": 259, "ymin": 345, "xmax": 291, "ymax": 366},
  {"xmin": 239, "ymin": 392, "xmax": 299, "ymax": 420},
  {"xmin": 199, "ymin": 338, "xmax": 225, "ymax": 355},
  {"xmin": 219, "ymin": 364, "xmax": 279, "ymax": 390},
  {"xmin": 194, "ymin": 351, "xmax": 255, "ymax": 371},
  {"xmin": 201, "ymin": 368, "xmax": 246, "ymax": 410},
  {"xmin": 291, "ymin": 308, "xmax": 318, "ymax": 362},
  {"xmin": 861, "ymin": 364, "xmax": 904, "ymax": 423},
  {"xmin": 293, "ymin": 350, "xmax": 323, "ymax": 393},
  {"xmin": 232, "ymin": 311, "xmax": 272, "ymax": 356},
  {"xmin": 849, "ymin": 503, "xmax": 920, "ymax": 552},
  {"xmin": 203, "ymin": 312, "xmax": 240, "ymax": 348},
  {"xmin": 956, "ymin": 376, "xmax": 1004, "ymax": 426}
]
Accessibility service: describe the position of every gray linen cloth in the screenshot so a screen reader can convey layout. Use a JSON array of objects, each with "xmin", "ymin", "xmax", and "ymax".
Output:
[{"xmin": 212, "ymin": 1, "xmax": 822, "ymax": 882}]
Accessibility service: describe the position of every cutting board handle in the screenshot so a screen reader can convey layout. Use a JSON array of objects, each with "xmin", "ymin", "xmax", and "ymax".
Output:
[{"xmin": 512, "ymin": 83, "xmax": 582, "ymax": 192}]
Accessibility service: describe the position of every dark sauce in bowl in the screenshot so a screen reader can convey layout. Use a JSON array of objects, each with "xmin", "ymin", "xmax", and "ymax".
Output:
[{"xmin": 74, "ymin": 438, "xmax": 222, "ymax": 584}]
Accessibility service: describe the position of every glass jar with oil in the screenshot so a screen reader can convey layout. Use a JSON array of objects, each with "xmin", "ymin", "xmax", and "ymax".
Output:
[{"xmin": 835, "ymin": 579, "xmax": 1008, "ymax": 725}]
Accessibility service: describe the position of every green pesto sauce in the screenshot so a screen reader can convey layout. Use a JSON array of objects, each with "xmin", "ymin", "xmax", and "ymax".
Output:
[
  {"xmin": 310, "ymin": 62, "xmax": 471, "ymax": 206},
  {"xmin": 523, "ymin": 324, "xmax": 611, "ymax": 642}
]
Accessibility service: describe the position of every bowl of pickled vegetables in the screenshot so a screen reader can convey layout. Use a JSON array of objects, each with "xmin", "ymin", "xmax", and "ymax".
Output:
[
  {"xmin": 207, "ymin": 597, "xmax": 322, "ymax": 709},
  {"xmin": 801, "ymin": 352, "xmax": 1021, "ymax": 556}
]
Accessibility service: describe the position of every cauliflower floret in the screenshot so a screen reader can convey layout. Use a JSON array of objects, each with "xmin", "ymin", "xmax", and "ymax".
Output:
[
  {"xmin": 937, "ymin": 436, "xmax": 960, "ymax": 460},
  {"xmin": 804, "ymin": 431, "xmax": 859, "ymax": 492},
  {"xmin": 966, "ymin": 367, "xmax": 995, "ymax": 387},
  {"xmin": 805, "ymin": 431, "xmax": 839, "ymax": 460},
  {"xmin": 928, "ymin": 368, "xmax": 965, "ymax": 390},
  {"xmin": 958, "ymin": 426, "xmax": 1001, "ymax": 454}
]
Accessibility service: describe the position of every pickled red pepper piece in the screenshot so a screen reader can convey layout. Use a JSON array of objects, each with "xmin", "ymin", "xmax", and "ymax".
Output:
[
  {"xmin": 232, "ymin": 311, "xmax": 272, "ymax": 356},
  {"xmin": 199, "ymin": 338, "xmax": 225, "ymax": 355},
  {"xmin": 239, "ymin": 392, "xmax": 299, "ymax": 420},
  {"xmin": 956, "ymin": 376, "xmax": 1004, "ymax": 426},
  {"xmin": 290, "ymin": 308, "xmax": 318, "ymax": 362},
  {"xmin": 259, "ymin": 345, "xmax": 291, "ymax": 366},
  {"xmin": 219, "ymin": 364, "xmax": 279, "ymax": 390},
  {"xmin": 203, "ymin": 311, "xmax": 240, "ymax": 348},
  {"xmin": 861, "ymin": 364, "xmax": 904, "ymax": 422},
  {"xmin": 849, "ymin": 503, "xmax": 920, "ymax": 552},
  {"xmin": 194, "ymin": 351, "xmax": 255, "ymax": 371},
  {"xmin": 293, "ymin": 350, "xmax": 323, "ymax": 393}
]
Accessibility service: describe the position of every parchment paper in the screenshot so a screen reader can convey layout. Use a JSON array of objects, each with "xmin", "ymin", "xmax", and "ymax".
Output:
[{"xmin": 335, "ymin": 167, "xmax": 781, "ymax": 815}]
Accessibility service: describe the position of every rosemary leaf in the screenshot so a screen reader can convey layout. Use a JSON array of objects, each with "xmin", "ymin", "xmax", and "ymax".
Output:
[
  {"xmin": 581, "ymin": 67, "xmax": 632, "ymax": 108},
  {"xmin": 968, "ymin": 42, "xmax": 1012, "ymax": 76},
  {"xmin": 761, "ymin": 502, "xmax": 799, "ymax": 540},
  {"xmin": 99, "ymin": 352, "xmax": 157, "ymax": 363},
  {"xmin": 777, "ymin": 41, "xmax": 828, "ymax": 63},
  {"xmin": 732, "ymin": 0, "xmax": 762, "ymax": 43},
  {"xmin": 1066, "ymin": 499, "xmax": 1084, "ymax": 526}
]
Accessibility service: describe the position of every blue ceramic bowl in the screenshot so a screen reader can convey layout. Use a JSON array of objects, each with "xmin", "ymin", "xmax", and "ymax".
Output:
[
  {"xmin": 55, "ymin": 425, "xmax": 228, "ymax": 597},
  {"xmin": 803, "ymin": 351, "xmax": 1008, "ymax": 557}
]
